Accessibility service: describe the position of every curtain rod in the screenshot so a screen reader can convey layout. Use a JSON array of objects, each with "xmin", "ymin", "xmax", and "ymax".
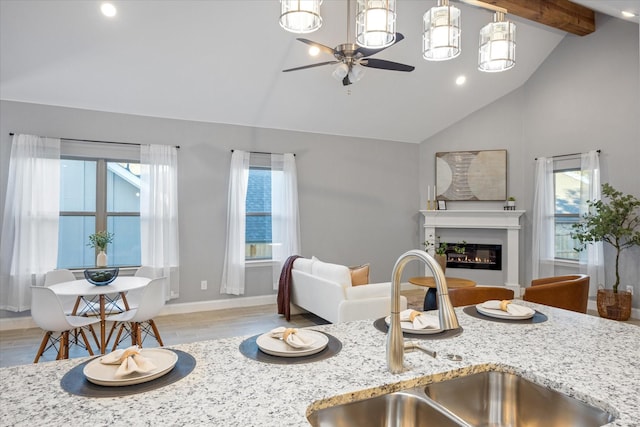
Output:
[
  {"xmin": 231, "ymin": 149, "xmax": 295, "ymax": 156},
  {"xmin": 9, "ymin": 133, "xmax": 180, "ymax": 149},
  {"xmin": 535, "ymin": 149, "xmax": 600, "ymax": 161}
]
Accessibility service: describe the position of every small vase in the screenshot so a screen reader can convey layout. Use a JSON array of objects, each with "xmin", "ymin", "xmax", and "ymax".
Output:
[
  {"xmin": 434, "ymin": 254, "xmax": 447, "ymax": 275},
  {"xmin": 96, "ymin": 250, "xmax": 108, "ymax": 268}
]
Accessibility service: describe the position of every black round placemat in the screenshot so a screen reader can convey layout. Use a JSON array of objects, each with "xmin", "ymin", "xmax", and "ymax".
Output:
[
  {"xmin": 373, "ymin": 318, "xmax": 463, "ymax": 340},
  {"xmin": 61, "ymin": 349, "xmax": 196, "ymax": 398},
  {"xmin": 239, "ymin": 331, "xmax": 341, "ymax": 364},
  {"xmin": 462, "ymin": 306, "xmax": 548, "ymax": 324}
]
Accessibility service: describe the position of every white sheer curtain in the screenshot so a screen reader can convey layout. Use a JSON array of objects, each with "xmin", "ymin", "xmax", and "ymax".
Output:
[
  {"xmin": 140, "ymin": 144, "xmax": 180, "ymax": 300},
  {"xmin": 578, "ymin": 150, "xmax": 604, "ymax": 295},
  {"xmin": 531, "ymin": 157, "xmax": 556, "ymax": 279},
  {"xmin": 0, "ymin": 134, "xmax": 60, "ymax": 311},
  {"xmin": 270, "ymin": 153, "xmax": 301, "ymax": 290},
  {"xmin": 221, "ymin": 150, "xmax": 250, "ymax": 295}
]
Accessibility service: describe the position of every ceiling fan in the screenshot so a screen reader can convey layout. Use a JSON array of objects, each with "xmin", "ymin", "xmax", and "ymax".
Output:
[{"xmin": 282, "ymin": 2, "xmax": 414, "ymax": 86}]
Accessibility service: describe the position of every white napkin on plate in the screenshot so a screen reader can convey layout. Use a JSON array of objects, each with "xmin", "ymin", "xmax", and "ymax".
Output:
[
  {"xmin": 399, "ymin": 309, "xmax": 440, "ymax": 329},
  {"xmin": 482, "ymin": 300, "xmax": 533, "ymax": 316},
  {"xmin": 269, "ymin": 327, "xmax": 315, "ymax": 349},
  {"xmin": 100, "ymin": 345, "xmax": 157, "ymax": 378}
]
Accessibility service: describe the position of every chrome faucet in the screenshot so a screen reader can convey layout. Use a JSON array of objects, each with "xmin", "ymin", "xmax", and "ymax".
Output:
[{"xmin": 387, "ymin": 249, "xmax": 460, "ymax": 374}]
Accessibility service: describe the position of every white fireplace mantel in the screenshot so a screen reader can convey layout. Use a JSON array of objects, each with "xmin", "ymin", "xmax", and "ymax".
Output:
[{"xmin": 420, "ymin": 210, "xmax": 525, "ymax": 288}]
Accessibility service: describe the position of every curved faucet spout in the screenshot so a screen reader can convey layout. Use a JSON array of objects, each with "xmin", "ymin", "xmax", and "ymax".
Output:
[{"xmin": 387, "ymin": 249, "xmax": 460, "ymax": 374}]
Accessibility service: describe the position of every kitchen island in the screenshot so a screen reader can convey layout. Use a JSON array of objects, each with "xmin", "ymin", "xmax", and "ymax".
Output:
[{"xmin": 1, "ymin": 302, "xmax": 638, "ymax": 426}]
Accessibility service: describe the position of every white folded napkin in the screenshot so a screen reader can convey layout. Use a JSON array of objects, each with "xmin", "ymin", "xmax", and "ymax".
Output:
[
  {"xmin": 399, "ymin": 309, "xmax": 440, "ymax": 330},
  {"xmin": 482, "ymin": 300, "xmax": 533, "ymax": 316},
  {"xmin": 100, "ymin": 345, "xmax": 157, "ymax": 378},
  {"xmin": 269, "ymin": 327, "xmax": 315, "ymax": 349}
]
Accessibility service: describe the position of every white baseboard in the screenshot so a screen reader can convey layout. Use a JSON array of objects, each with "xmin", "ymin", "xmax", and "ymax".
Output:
[{"xmin": 0, "ymin": 294, "xmax": 278, "ymax": 332}]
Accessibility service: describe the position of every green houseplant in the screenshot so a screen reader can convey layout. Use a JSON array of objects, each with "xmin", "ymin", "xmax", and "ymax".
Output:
[
  {"xmin": 571, "ymin": 183, "xmax": 640, "ymax": 320},
  {"xmin": 87, "ymin": 230, "xmax": 114, "ymax": 267},
  {"xmin": 424, "ymin": 235, "xmax": 448, "ymax": 273}
]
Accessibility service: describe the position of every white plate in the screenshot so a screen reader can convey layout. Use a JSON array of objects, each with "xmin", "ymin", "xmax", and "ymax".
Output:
[
  {"xmin": 83, "ymin": 348, "xmax": 178, "ymax": 387},
  {"xmin": 476, "ymin": 304, "xmax": 535, "ymax": 320},
  {"xmin": 256, "ymin": 330, "xmax": 328, "ymax": 358},
  {"xmin": 384, "ymin": 313, "xmax": 443, "ymax": 335}
]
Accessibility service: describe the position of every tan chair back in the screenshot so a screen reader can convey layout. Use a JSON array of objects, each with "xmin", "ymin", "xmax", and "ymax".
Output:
[
  {"xmin": 523, "ymin": 274, "xmax": 590, "ymax": 313},
  {"xmin": 448, "ymin": 286, "xmax": 515, "ymax": 307}
]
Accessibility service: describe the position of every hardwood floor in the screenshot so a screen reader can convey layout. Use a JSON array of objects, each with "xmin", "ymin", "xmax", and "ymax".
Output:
[
  {"xmin": 1, "ymin": 295, "xmax": 637, "ymax": 368},
  {"xmin": 0, "ymin": 304, "xmax": 328, "ymax": 368}
]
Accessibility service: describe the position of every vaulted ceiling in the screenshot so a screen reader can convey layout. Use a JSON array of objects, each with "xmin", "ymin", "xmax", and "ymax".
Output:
[{"xmin": 1, "ymin": 1, "xmax": 637, "ymax": 144}]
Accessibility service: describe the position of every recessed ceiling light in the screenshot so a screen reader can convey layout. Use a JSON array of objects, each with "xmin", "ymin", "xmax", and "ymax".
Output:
[
  {"xmin": 455, "ymin": 75, "xmax": 466, "ymax": 85},
  {"xmin": 101, "ymin": 3, "xmax": 117, "ymax": 18},
  {"xmin": 308, "ymin": 46, "xmax": 320, "ymax": 56},
  {"xmin": 621, "ymin": 10, "xmax": 637, "ymax": 18}
]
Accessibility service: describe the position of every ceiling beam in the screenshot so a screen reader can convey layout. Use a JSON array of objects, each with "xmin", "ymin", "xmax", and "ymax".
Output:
[{"xmin": 476, "ymin": 0, "xmax": 595, "ymax": 36}]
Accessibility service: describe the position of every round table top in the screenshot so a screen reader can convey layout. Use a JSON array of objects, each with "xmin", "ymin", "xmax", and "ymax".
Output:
[
  {"xmin": 48, "ymin": 276, "xmax": 150, "ymax": 296},
  {"xmin": 408, "ymin": 276, "xmax": 477, "ymax": 289}
]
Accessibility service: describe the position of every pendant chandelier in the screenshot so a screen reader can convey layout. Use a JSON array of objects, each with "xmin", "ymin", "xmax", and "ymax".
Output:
[
  {"xmin": 478, "ymin": 11, "xmax": 516, "ymax": 72},
  {"xmin": 279, "ymin": 0, "xmax": 323, "ymax": 34},
  {"xmin": 355, "ymin": 0, "xmax": 396, "ymax": 49},
  {"xmin": 422, "ymin": 0, "xmax": 461, "ymax": 61}
]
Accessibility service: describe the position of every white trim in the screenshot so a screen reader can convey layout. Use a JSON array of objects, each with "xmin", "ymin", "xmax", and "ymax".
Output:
[{"xmin": 0, "ymin": 294, "xmax": 277, "ymax": 331}]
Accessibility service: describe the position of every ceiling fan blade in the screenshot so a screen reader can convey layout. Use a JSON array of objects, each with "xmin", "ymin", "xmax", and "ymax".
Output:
[
  {"xmin": 355, "ymin": 33, "xmax": 405, "ymax": 58},
  {"xmin": 282, "ymin": 61, "xmax": 339, "ymax": 72},
  {"xmin": 362, "ymin": 58, "xmax": 415, "ymax": 72},
  {"xmin": 296, "ymin": 38, "xmax": 336, "ymax": 56},
  {"xmin": 342, "ymin": 75, "xmax": 352, "ymax": 86}
]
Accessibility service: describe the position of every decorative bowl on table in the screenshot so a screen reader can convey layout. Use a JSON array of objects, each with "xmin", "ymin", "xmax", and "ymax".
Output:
[{"xmin": 84, "ymin": 268, "xmax": 119, "ymax": 286}]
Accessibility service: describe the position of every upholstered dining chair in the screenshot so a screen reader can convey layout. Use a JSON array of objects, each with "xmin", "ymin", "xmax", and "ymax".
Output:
[
  {"xmin": 105, "ymin": 277, "xmax": 166, "ymax": 350},
  {"xmin": 523, "ymin": 274, "xmax": 590, "ymax": 313},
  {"xmin": 448, "ymin": 286, "xmax": 515, "ymax": 307},
  {"xmin": 31, "ymin": 286, "xmax": 101, "ymax": 363}
]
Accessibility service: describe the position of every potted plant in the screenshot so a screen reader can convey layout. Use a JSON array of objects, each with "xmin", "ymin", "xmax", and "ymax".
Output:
[
  {"xmin": 87, "ymin": 230, "xmax": 114, "ymax": 267},
  {"xmin": 507, "ymin": 196, "xmax": 516, "ymax": 207},
  {"xmin": 424, "ymin": 235, "xmax": 448, "ymax": 273},
  {"xmin": 571, "ymin": 183, "xmax": 640, "ymax": 320}
]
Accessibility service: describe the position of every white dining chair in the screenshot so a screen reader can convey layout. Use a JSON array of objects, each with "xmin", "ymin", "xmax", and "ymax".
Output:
[
  {"xmin": 122, "ymin": 265, "xmax": 158, "ymax": 310},
  {"xmin": 44, "ymin": 269, "xmax": 81, "ymax": 314},
  {"xmin": 105, "ymin": 277, "xmax": 166, "ymax": 350},
  {"xmin": 31, "ymin": 286, "xmax": 101, "ymax": 363}
]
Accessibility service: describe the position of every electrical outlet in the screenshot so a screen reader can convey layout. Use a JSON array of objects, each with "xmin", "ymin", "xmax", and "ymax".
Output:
[
  {"xmin": 626, "ymin": 286, "xmax": 633, "ymax": 295},
  {"xmin": 201, "ymin": 280, "xmax": 208, "ymax": 290}
]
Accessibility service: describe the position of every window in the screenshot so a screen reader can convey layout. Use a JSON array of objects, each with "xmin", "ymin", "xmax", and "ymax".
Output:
[
  {"xmin": 245, "ymin": 165, "xmax": 272, "ymax": 260},
  {"xmin": 58, "ymin": 158, "xmax": 141, "ymax": 268},
  {"xmin": 553, "ymin": 167, "xmax": 582, "ymax": 261}
]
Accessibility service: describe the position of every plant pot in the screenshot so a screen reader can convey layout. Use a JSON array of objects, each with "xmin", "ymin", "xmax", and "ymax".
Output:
[
  {"xmin": 596, "ymin": 289, "xmax": 632, "ymax": 321},
  {"xmin": 434, "ymin": 254, "xmax": 447, "ymax": 275}
]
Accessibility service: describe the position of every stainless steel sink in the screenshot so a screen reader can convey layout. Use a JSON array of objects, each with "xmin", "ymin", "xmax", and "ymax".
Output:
[
  {"xmin": 307, "ymin": 371, "xmax": 615, "ymax": 427},
  {"xmin": 307, "ymin": 389, "xmax": 462, "ymax": 427},
  {"xmin": 424, "ymin": 371, "xmax": 614, "ymax": 427}
]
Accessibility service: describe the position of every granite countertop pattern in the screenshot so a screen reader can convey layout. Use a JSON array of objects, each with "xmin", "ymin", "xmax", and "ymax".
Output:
[{"xmin": 1, "ymin": 302, "xmax": 639, "ymax": 426}]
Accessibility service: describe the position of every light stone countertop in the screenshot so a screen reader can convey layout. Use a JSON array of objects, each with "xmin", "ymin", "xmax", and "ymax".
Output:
[{"xmin": 1, "ymin": 302, "xmax": 638, "ymax": 426}]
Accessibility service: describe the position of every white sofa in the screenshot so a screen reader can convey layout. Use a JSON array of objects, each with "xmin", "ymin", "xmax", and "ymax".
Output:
[{"xmin": 289, "ymin": 257, "xmax": 407, "ymax": 324}]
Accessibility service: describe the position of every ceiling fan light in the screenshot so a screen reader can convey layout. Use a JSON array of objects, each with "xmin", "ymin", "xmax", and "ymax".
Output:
[
  {"xmin": 356, "ymin": 0, "xmax": 396, "ymax": 49},
  {"xmin": 478, "ymin": 12, "xmax": 515, "ymax": 72},
  {"xmin": 279, "ymin": 0, "xmax": 323, "ymax": 34},
  {"xmin": 423, "ymin": 0, "xmax": 461, "ymax": 61},
  {"xmin": 348, "ymin": 64, "xmax": 365, "ymax": 83},
  {"xmin": 332, "ymin": 63, "xmax": 349, "ymax": 80}
]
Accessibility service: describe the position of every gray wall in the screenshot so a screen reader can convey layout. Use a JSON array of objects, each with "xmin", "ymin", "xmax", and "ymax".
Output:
[
  {"xmin": 0, "ymin": 101, "xmax": 420, "ymax": 316},
  {"xmin": 420, "ymin": 15, "xmax": 640, "ymax": 306}
]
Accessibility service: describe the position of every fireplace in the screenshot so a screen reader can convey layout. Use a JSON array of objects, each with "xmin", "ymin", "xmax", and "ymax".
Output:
[{"xmin": 445, "ymin": 243, "xmax": 502, "ymax": 271}]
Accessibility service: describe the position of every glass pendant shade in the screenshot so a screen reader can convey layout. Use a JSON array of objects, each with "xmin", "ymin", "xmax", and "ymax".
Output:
[
  {"xmin": 356, "ymin": 0, "xmax": 396, "ymax": 49},
  {"xmin": 423, "ymin": 0, "xmax": 461, "ymax": 61},
  {"xmin": 332, "ymin": 63, "xmax": 349, "ymax": 80},
  {"xmin": 478, "ymin": 12, "xmax": 516, "ymax": 72},
  {"xmin": 279, "ymin": 0, "xmax": 323, "ymax": 34}
]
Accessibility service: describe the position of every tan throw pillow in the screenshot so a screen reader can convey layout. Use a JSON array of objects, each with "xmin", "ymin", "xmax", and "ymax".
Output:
[{"xmin": 349, "ymin": 264, "xmax": 370, "ymax": 286}]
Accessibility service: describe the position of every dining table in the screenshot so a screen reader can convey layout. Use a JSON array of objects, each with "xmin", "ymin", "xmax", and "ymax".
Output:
[{"xmin": 49, "ymin": 276, "xmax": 151, "ymax": 354}]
